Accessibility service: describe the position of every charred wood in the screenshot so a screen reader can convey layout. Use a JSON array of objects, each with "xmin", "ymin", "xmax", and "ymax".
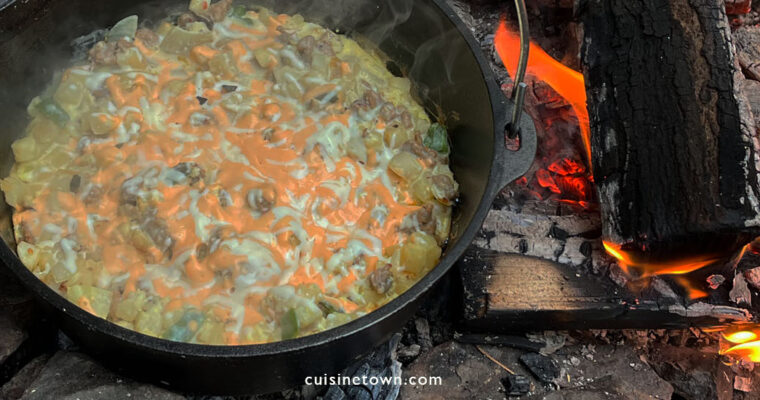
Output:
[{"xmin": 580, "ymin": 0, "xmax": 760, "ymax": 262}]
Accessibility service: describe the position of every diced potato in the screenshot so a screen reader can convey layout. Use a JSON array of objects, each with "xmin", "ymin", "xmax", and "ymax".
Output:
[
  {"xmin": 66, "ymin": 285, "xmax": 112, "ymax": 319},
  {"xmin": 135, "ymin": 304, "xmax": 163, "ymax": 337},
  {"xmin": 11, "ymin": 137, "xmax": 37, "ymax": 163},
  {"xmin": 209, "ymin": 52, "xmax": 238, "ymax": 79},
  {"xmin": 253, "ymin": 48, "xmax": 278, "ymax": 69},
  {"xmin": 160, "ymin": 26, "xmax": 213, "ymax": 55},
  {"xmin": 433, "ymin": 205, "xmax": 452, "ymax": 244},
  {"xmin": 87, "ymin": 113, "xmax": 119, "ymax": 136},
  {"xmin": 346, "ymin": 136, "xmax": 367, "ymax": 163},
  {"xmin": 400, "ymin": 232, "xmax": 441, "ymax": 276},
  {"xmin": 409, "ymin": 176, "xmax": 433, "ymax": 203},
  {"xmin": 364, "ymin": 130, "xmax": 384, "ymax": 150},
  {"xmin": 196, "ymin": 320, "xmax": 225, "ymax": 344},
  {"xmin": 389, "ymin": 152, "xmax": 422, "ymax": 181},
  {"xmin": 294, "ymin": 301, "xmax": 323, "ymax": 329},
  {"xmin": 114, "ymin": 290, "xmax": 147, "ymax": 322},
  {"xmin": 27, "ymin": 118, "xmax": 60, "ymax": 145},
  {"xmin": 116, "ymin": 47, "xmax": 147, "ymax": 70},
  {"xmin": 51, "ymin": 258, "xmax": 76, "ymax": 283},
  {"xmin": 54, "ymin": 81, "xmax": 85, "ymax": 109},
  {"xmin": 17, "ymin": 241, "xmax": 39, "ymax": 269},
  {"xmin": 383, "ymin": 124, "xmax": 413, "ymax": 149}
]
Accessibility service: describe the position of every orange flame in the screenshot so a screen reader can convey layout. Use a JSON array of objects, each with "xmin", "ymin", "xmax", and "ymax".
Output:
[
  {"xmin": 602, "ymin": 241, "xmax": 718, "ymax": 276},
  {"xmin": 494, "ymin": 19, "xmax": 591, "ymax": 166},
  {"xmin": 602, "ymin": 241, "xmax": 718, "ymax": 299},
  {"xmin": 721, "ymin": 327, "xmax": 760, "ymax": 362}
]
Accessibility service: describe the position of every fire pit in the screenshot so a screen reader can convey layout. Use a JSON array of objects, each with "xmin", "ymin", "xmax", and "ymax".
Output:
[{"xmin": 2, "ymin": 0, "xmax": 760, "ymax": 398}]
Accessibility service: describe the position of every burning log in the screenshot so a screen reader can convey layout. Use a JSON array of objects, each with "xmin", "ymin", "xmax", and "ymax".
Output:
[{"xmin": 580, "ymin": 0, "xmax": 760, "ymax": 264}]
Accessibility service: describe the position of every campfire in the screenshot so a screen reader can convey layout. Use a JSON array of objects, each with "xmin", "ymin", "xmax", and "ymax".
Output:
[{"xmin": 462, "ymin": 0, "xmax": 760, "ymax": 369}]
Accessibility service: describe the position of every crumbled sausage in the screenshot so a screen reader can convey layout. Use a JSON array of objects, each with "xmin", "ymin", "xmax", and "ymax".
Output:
[
  {"xmin": 351, "ymin": 89, "xmax": 382, "ymax": 114},
  {"xmin": 401, "ymin": 138, "xmax": 439, "ymax": 166},
  {"xmin": 379, "ymin": 102, "xmax": 398, "ymax": 122},
  {"xmin": 119, "ymin": 176, "xmax": 142, "ymax": 207},
  {"xmin": 82, "ymin": 184, "xmax": 104, "ymax": 206},
  {"xmin": 139, "ymin": 211, "xmax": 174, "ymax": 258},
  {"xmin": 89, "ymin": 41, "xmax": 117, "ymax": 65},
  {"xmin": 217, "ymin": 189, "xmax": 232, "ymax": 207},
  {"xmin": 401, "ymin": 204, "xmax": 434, "ymax": 235},
  {"xmin": 172, "ymin": 162, "xmax": 205, "ymax": 185},
  {"xmin": 206, "ymin": 0, "xmax": 233, "ymax": 22},
  {"xmin": 369, "ymin": 264, "xmax": 394, "ymax": 294},
  {"xmin": 89, "ymin": 39, "xmax": 133, "ymax": 66},
  {"xmin": 296, "ymin": 35, "xmax": 316, "ymax": 65},
  {"xmin": 177, "ymin": 12, "xmax": 199, "ymax": 28},
  {"xmin": 276, "ymin": 26, "xmax": 297, "ymax": 44},
  {"xmin": 398, "ymin": 106, "xmax": 414, "ymax": 129},
  {"xmin": 247, "ymin": 186, "xmax": 276, "ymax": 214},
  {"xmin": 135, "ymin": 28, "xmax": 159, "ymax": 48},
  {"xmin": 431, "ymin": 175, "xmax": 458, "ymax": 203}
]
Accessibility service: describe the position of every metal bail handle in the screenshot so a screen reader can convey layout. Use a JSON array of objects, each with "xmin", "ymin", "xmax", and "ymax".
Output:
[{"xmin": 507, "ymin": 0, "xmax": 530, "ymax": 139}]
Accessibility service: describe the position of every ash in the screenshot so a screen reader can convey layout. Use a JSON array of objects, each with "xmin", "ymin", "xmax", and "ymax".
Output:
[{"xmin": 3, "ymin": 1, "xmax": 760, "ymax": 400}]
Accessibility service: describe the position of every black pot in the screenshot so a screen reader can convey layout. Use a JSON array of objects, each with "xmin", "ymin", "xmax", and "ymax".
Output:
[{"xmin": 0, "ymin": 0, "xmax": 536, "ymax": 394}]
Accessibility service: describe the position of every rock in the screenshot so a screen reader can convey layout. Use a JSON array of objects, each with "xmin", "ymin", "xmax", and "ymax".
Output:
[
  {"xmin": 0, "ymin": 355, "xmax": 50, "ymax": 400},
  {"xmin": 17, "ymin": 351, "xmax": 183, "ymax": 400},
  {"xmin": 730, "ymin": 273, "xmax": 752, "ymax": 307},
  {"xmin": 0, "ymin": 315, "xmax": 26, "ymax": 366},
  {"xmin": 554, "ymin": 345, "xmax": 673, "ymax": 400},
  {"xmin": 502, "ymin": 374, "xmax": 531, "ymax": 396},
  {"xmin": 519, "ymin": 353, "xmax": 560, "ymax": 384},
  {"xmin": 397, "ymin": 344, "xmax": 421, "ymax": 364},
  {"xmin": 400, "ymin": 341, "xmax": 523, "ymax": 399},
  {"xmin": 414, "ymin": 318, "xmax": 433, "ymax": 352},
  {"xmin": 315, "ymin": 334, "xmax": 401, "ymax": 400},
  {"xmin": 647, "ymin": 344, "xmax": 733, "ymax": 400}
]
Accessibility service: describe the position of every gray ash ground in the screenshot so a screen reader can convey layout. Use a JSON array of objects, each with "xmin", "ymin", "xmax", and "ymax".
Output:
[
  {"xmin": 4, "ymin": 268, "xmax": 760, "ymax": 400},
  {"xmin": 3, "ymin": 0, "xmax": 760, "ymax": 399}
]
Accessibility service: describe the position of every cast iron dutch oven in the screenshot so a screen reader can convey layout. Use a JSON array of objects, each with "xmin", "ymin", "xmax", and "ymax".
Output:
[{"xmin": 0, "ymin": 0, "xmax": 536, "ymax": 394}]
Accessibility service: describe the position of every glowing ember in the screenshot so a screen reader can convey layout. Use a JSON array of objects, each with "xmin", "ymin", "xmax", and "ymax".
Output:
[
  {"xmin": 721, "ymin": 327, "xmax": 760, "ymax": 362},
  {"xmin": 494, "ymin": 19, "xmax": 591, "ymax": 166}
]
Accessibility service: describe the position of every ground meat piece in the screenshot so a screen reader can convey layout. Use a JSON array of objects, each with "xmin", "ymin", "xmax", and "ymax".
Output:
[
  {"xmin": 207, "ymin": 0, "xmax": 233, "ymax": 22},
  {"xmin": 431, "ymin": 175, "xmax": 458, "ymax": 203},
  {"xmin": 89, "ymin": 39, "xmax": 134, "ymax": 66},
  {"xmin": 276, "ymin": 26, "xmax": 297, "ymax": 44},
  {"xmin": 369, "ymin": 264, "xmax": 394, "ymax": 294},
  {"xmin": 398, "ymin": 106, "xmax": 414, "ymax": 129},
  {"xmin": 177, "ymin": 12, "xmax": 199, "ymax": 28},
  {"xmin": 402, "ymin": 204, "xmax": 434, "ymax": 235},
  {"xmin": 89, "ymin": 41, "xmax": 118, "ymax": 65},
  {"xmin": 351, "ymin": 89, "xmax": 382, "ymax": 114},
  {"xmin": 172, "ymin": 162, "xmax": 205, "ymax": 185},
  {"xmin": 246, "ymin": 186, "xmax": 276, "ymax": 214},
  {"xmin": 135, "ymin": 28, "xmax": 159, "ymax": 48},
  {"xmin": 316, "ymin": 31, "xmax": 339, "ymax": 55},
  {"xmin": 82, "ymin": 184, "xmax": 104, "ymax": 206},
  {"xmin": 296, "ymin": 35, "xmax": 316, "ymax": 65},
  {"xmin": 401, "ymin": 138, "xmax": 440, "ymax": 167},
  {"xmin": 379, "ymin": 102, "xmax": 398, "ymax": 122},
  {"xmin": 119, "ymin": 176, "xmax": 142, "ymax": 207},
  {"xmin": 136, "ymin": 209, "xmax": 174, "ymax": 258},
  {"xmin": 217, "ymin": 189, "xmax": 232, "ymax": 207}
]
